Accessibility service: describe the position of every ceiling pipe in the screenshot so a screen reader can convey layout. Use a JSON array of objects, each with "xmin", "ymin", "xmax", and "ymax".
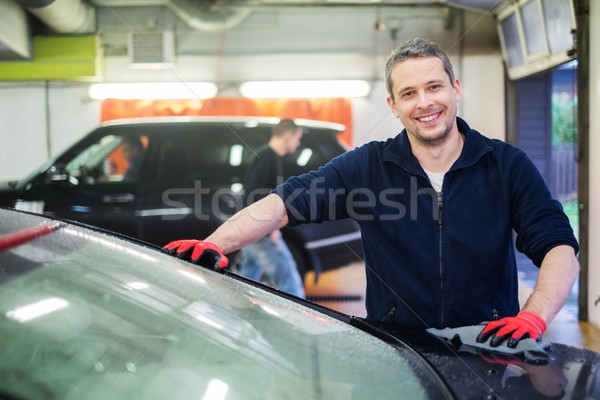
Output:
[
  {"xmin": 90, "ymin": 0, "xmax": 253, "ymax": 32},
  {"xmin": 167, "ymin": 0, "xmax": 253, "ymax": 32},
  {"xmin": 88, "ymin": 0, "xmax": 496, "ymax": 33},
  {"xmin": 17, "ymin": 0, "xmax": 95, "ymax": 33}
]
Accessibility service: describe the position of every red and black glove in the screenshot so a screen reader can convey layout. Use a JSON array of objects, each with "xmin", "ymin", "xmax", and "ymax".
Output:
[
  {"xmin": 162, "ymin": 240, "xmax": 228, "ymax": 270},
  {"xmin": 476, "ymin": 310, "xmax": 547, "ymax": 348}
]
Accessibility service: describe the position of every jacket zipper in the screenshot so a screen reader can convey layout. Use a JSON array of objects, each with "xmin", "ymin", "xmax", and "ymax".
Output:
[{"xmin": 437, "ymin": 192, "xmax": 444, "ymax": 327}]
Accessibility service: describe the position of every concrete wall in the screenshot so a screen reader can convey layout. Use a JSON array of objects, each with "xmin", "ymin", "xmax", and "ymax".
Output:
[
  {"xmin": 0, "ymin": 84, "xmax": 51, "ymax": 181},
  {"xmin": 0, "ymin": 83, "xmax": 100, "ymax": 181}
]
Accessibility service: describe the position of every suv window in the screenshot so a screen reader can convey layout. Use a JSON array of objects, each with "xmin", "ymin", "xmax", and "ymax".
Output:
[
  {"xmin": 154, "ymin": 123, "xmax": 345, "ymax": 187},
  {"xmin": 64, "ymin": 134, "xmax": 149, "ymax": 185},
  {"xmin": 283, "ymin": 127, "xmax": 344, "ymax": 178},
  {"xmin": 155, "ymin": 124, "xmax": 263, "ymax": 184}
]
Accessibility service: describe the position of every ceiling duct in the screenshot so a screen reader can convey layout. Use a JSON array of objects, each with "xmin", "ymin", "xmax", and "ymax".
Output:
[
  {"xmin": 166, "ymin": 0, "xmax": 253, "ymax": 32},
  {"xmin": 93, "ymin": 0, "xmax": 253, "ymax": 32},
  {"xmin": 128, "ymin": 30, "xmax": 175, "ymax": 69},
  {"xmin": 0, "ymin": 0, "xmax": 31, "ymax": 60},
  {"xmin": 17, "ymin": 0, "xmax": 96, "ymax": 33}
]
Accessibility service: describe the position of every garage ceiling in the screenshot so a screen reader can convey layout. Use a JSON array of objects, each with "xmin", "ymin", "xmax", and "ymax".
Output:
[{"xmin": 1, "ymin": 0, "xmax": 507, "ymax": 82}]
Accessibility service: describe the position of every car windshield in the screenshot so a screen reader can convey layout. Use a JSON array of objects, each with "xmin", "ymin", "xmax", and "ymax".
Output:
[{"xmin": 0, "ymin": 210, "xmax": 445, "ymax": 400}]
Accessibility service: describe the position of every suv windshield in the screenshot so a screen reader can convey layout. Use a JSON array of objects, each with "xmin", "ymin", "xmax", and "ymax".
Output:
[{"xmin": 0, "ymin": 210, "xmax": 445, "ymax": 400}]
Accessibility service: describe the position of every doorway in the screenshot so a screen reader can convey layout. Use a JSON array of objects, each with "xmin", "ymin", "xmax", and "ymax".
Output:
[{"xmin": 511, "ymin": 60, "xmax": 579, "ymax": 315}]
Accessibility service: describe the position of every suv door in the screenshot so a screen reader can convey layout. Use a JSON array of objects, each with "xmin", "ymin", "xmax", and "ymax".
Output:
[{"xmin": 140, "ymin": 123, "xmax": 268, "ymax": 246}]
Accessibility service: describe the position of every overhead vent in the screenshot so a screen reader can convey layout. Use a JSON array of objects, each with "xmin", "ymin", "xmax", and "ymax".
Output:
[{"xmin": 128, "ymin": 30, "xmax": 175, "ymax": 70}]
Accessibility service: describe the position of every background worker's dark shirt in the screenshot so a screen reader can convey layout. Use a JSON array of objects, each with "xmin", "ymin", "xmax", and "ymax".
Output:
[{"xmin": 244, "ymin": 145, "xmax": 283, "ymax": 206}]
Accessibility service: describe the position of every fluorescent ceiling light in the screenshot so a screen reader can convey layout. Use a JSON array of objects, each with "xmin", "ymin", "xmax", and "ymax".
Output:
[
  {"xmin": 89, "ymin": 82, "xmax": 218, "ymax": 100},
  {"xmin": 239, "ymin": 80, "xmax": 371, "ymax": 99}
]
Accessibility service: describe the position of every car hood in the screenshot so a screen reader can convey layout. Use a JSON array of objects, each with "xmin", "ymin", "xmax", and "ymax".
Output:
[
  {"xmin": 0, "ymin": 209, "xmax": 452, "ymax": 400},
  {"xmin": 1, "ymin": 208, "xmax": 599, "ymax": 400},
  {"xmin": 366, "ymin": 322, "xmax": 600, "ymax": 400}
]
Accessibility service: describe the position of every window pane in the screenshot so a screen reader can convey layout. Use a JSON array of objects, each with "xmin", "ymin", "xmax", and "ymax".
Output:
[
  {"xmin": 65, "ymin": 134, "xmax": 122, "ymax": 184},
  {"xmin": 542, "ymin": 0, "xmax": 574, "ymax": 53},
  {"xmin": 500, "ymin": 13, "xmax": 525, "ymax": 68},
  {"xmin": 521, "ymin": 1, "xmax": 546, "ymax": 55},
  {"xmin": 64, "ymin": 134, "xmax": 149, "ymax": 185}
]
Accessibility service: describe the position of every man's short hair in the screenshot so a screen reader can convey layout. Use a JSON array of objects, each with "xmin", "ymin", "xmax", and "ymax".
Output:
[
  {"xmin": 385, "ymin": 38, "xmax": 456, "ymax": 101},
  {"xmin": 272, "ymin": 118, "xmax": 299, "ymax": 137}
]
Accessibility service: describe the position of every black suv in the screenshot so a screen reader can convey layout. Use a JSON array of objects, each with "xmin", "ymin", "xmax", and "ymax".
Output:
[{"xmin": 0, "ymin": 117, "xmax": 363, "ymax": 278}]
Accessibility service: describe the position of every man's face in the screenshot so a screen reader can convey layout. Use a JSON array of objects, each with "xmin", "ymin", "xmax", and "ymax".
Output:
[
  {"xmin": 386, "ymin": 57, "xmax": 461, "ymax": 147},
  {"xmin": 284, "ymin": 128, "xmax": 303, "ymax": 155}
]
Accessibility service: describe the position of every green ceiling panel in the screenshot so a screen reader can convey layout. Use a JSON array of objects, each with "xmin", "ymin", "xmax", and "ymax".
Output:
[{"xmin": 0, "ymin": 35, "xmax": 103, "ymax": 81}]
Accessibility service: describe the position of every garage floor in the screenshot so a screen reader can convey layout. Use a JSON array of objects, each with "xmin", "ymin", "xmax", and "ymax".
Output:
[{"xmin": 304, "ymin": 262, "xmax": 600, "ymax": 353}]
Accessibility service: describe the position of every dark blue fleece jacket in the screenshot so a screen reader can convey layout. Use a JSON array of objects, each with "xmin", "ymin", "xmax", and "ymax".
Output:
[{"xmin": 275, "ymin": 118, "xmax": 578, "ymax": 329}]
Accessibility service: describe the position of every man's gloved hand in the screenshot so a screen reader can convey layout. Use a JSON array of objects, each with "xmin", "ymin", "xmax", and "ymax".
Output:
[
  {"xmin": 162, "ymin": 240, "xmax": 228, "ymax": 270},
  {"xmin": 476, "ymin": 310, "xmax": 547, "ymax": 348}
]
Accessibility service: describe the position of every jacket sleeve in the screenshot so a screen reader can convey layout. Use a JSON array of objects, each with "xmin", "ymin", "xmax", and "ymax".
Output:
[
  {"xmin": 272, "ymin": 146, "xmax": 366, "ymax": 226},
  {"xmin": 509, "ymin": 151, "xmax": 579, "ymax": 266}
]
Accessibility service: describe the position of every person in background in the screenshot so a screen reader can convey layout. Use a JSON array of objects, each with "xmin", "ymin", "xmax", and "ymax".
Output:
[
  {"xmin": 163, "ymin": 38, "xmax": 579, "ymax": 349},
  {"xmin": 238, "ymin": 119, "xmax": 305, "ymax": 298},
  {"xmin": 122, "ymin": 136, "xmax": 144, "ymax": 181}
]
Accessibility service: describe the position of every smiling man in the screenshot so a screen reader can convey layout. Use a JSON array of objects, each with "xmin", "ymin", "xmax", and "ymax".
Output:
[{"xmin": 164, "ymin": 38, "xmax": 579, "ymax": 349}]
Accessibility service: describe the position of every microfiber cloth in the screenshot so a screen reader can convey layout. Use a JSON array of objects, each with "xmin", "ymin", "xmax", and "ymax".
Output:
[{"xmin": 426, "ymin": 325, "xmax": 551, "ymax": 363}]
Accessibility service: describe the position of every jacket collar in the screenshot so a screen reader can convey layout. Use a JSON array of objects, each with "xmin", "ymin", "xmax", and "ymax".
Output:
[{"xmin": 382, "ymin": 117, "xmax": 492, "ymax": 174}]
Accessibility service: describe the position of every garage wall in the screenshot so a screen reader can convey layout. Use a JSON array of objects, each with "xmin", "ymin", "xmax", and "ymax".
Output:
[
  {"xmin": 0, "ymin": 85, "xmax": 49, "ymax": 181},
  {"xmin": 0, "ymin": 83, "xmax": 100, "ymax": 181},
  {"xmin": 459, "ymin": 54, "xmax": 505, "ymax": 140}
]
